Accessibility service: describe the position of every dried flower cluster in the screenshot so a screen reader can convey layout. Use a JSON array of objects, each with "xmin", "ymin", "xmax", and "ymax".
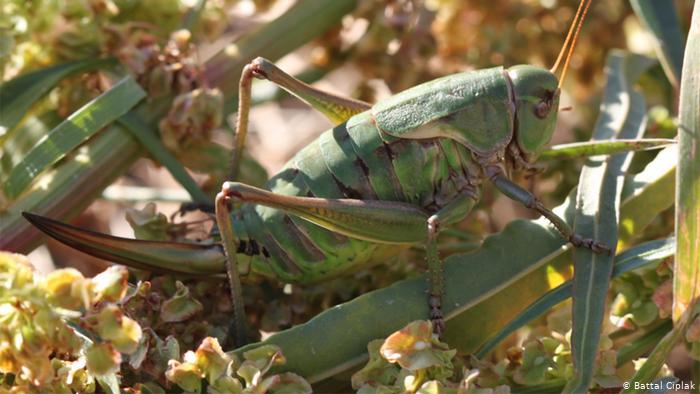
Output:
[{"xmin": 0, "ymin": 252, "xmax": 139, "ymax": 392}]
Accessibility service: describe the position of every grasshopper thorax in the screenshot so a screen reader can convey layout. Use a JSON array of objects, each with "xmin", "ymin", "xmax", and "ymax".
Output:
[{"xmin": 507, "ymin": 65, "xmax": 560, "ymax": 161}]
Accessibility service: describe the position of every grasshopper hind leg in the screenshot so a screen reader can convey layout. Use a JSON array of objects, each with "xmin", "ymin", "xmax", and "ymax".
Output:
[
  {"xmin": 216, "ymin": 182, "xmax": 481, "ymax": 338},
  {"xmin": 229, "ymin": 57, "xmax": 370, "ymax": 181},
  {"xmin": 222, "ymin": 57, "xmax": 373, "ymax": 346},
  {"xmin": 215, "ymin": 191, "xmax": 248, "ymax": 348}
]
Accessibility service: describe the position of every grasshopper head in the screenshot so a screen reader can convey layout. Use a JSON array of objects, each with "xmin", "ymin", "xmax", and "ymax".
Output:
[
  {"xmin": 507, "ymin": 0, "xmax": 590, "ymax": 163},
  {"xmin": 508, "ymin": 65, "xmax": 560, "ymax": 161}
]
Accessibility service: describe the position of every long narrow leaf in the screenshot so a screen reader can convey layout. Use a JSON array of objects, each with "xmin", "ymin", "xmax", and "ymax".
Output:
[
  {"xmin": 630, "ymin": 0, "xmax": 685, "ymax": 89},
  {"xmin": 619, "ymin": 146, "xmax": 676, "ymax": 244},
  {"xmin": 440, "ymin": 238, "xmax": 572, "ymax": 354},
  {"xmin": 0, "ymin": 124, "xmax": 140, "ymax": 252},
  {"xmin": 538, "ymin": 139, "xmax": 674, "ymax": 161},
  {"xmin": 475, "ymin": 237, "xmax": 675, "ymax": 359},
  {"xmin": 616, "ymin": 320, "xmax": 673, "ymax": 367},
  {"xmin": 674, "ymin": 0, "xmax": 700, "ymax": 324},
  {"xmin": 442, "ymin": 138, "xmax": 676, "ymax": 356},
  {"xmin": 1, "ymin": 111, "xmax": 61, "ymax": 177},
  {"xmin": 476, "ymin": 133, "xmax": 680, "ymax": 358},
  {"xmin": 0, "ymin": 58, "xmax": 115, "ymax": 139},
  {"xmin": 233, "ymin": 216, "xmax": 571, "ymax": 383},
  {"xmin": 565, "ymin": 51, "xmax": 656, "ymax": 393},
  {"xmin": 621, "ymin": 321, "xmax": 688, "ymax": 394},
  {"xmin": 439, "ymin": 191, "xmax": 580, "ymax": 355},
  {"xmin": 117, "ymin": 112, "xmax": 209, "ymax": 204},
  {"xmin": 2, "ymin": 76, "xmax": 146, "ymax": 200}
]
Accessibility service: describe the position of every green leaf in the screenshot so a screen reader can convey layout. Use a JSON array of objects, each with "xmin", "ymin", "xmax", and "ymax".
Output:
[
  {"xmin": 565, "ymin": 51, "xmax": 656, "ymax": 394},
  {"xmin": 0, "ymin": 123, "xmax": 141, "ymax": 253},
  {"xmin": 1, "ymin": 111, "xmax": 60, "ymax": 177},
  {"xmin": 616, "ymin": 319, "xmax": 673, "ymax": 367},
  {"xmin": 438, "ymin": 190, "xmax": 579, "ymax": 354},
  {"xmin": 619, "ymin": 146, "xmax": 676, "ymax": 244},
  {"xmin": 160, "ymin": 281, "xmax": 204, "ymax": 323},
  {"xmin": 117, "ymin": 112, "xmax": 209, "ymax": 204},
  {"xmin": 232, "ymin": 206, "xmax": 575, "ymax": 383},
  {"xmin": 440, "ymin": 242, "xmax": 573, "ymax": 355},
  {"xmin": 474, "ymin": 238, "xmax": 675, "ymax": 359},
  {"xmin": 0, "ymin": 58, "xmax": 115, "ymax": 139},
  {"xmin": 630, "ymin": 0, "xmax": 686, "ymax": 88},
  {"xmin": 538, "ymin": 139, "xmax": 674, "ymax": 161},
  {"xmin": 2, "ymin": 76, "xmax": 146, "ymax": 200},
  {"xmin": 674, "ymin": 0, "xmax": 700, "ymax": 324}
]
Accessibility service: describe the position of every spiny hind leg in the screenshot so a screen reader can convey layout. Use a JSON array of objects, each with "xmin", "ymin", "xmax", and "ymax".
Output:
[
  {"xmin": 217, "ymin": 182, "xmax": 478, "ymax": 336},
  {"xmin": 183, "ymin": 56, "xmax": 371, "ymax": 213},
  {"xmin": 249, "ymin": 57, "xmax": 370, "ymax": 123},
  {"xmin": 215, "ymin": 191, "xmax": 247, "ymax": 348},
  {"xmin": 230, "ymin": 57, "xmax": 371, "ymax": 180},
  {"xmin": 214, "ymin": 180, "xmax": 428, "ymax": 347},
  {"xmin": 205, "ymin": 58, "xmax": 372, "ymax": 216}
]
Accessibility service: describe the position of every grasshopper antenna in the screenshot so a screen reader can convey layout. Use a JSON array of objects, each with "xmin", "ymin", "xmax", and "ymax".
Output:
[{"xmin": 550, "ymin": 0, "xmax": 592, "ymax": 87}]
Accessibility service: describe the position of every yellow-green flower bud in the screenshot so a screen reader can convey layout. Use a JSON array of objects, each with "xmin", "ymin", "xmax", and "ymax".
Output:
[
  {"xmin": 165, "ymin": 359, "xmax": 202, "ymax": 393},
  {"xmin": 0, "ymin": 252, "xmax": 35, "ymax": 290},
  {"xmin": 44, "ymin": 268, "xmax": 92, "ymax": 310},
  {"xmin": 86, "ymin": 343, "xmax": 121, "ymax": 376},
  {"xmin": 94, "ymin": 304, "xmax": 142, "ymax": 354},
  {"xmin": 92, "ymin": 266, "xmax": 129, "ymax": 303},
  {"xmin": 192, "ymin": 337, "xmax": 233, "ymax": 384}
]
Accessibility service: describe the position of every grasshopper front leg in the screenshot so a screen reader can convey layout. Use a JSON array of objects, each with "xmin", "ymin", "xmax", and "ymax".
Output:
[
  {"xmin": 489, "ymin": 170, "xmax": 609, "ymax": 253},
  {"xmin": 215, "ymin": 182, "xmax": 478, "ymax": 344}
]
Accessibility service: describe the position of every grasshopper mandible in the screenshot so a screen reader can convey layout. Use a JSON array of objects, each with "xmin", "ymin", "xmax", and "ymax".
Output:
[{"xmin": 25, "ymin": 0, "xmax": 607, "ymax": 347}]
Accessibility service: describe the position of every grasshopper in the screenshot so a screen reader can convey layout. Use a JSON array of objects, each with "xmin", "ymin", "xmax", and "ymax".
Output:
[{"xmin": 25, "ymin": 0, "xmax": 607, "ymax": 347}]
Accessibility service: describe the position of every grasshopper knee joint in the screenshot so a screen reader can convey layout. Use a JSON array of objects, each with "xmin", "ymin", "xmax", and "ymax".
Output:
[
  {"xmin": 250, "ymin": 57, "xmax": 270, "ymax": 79},
  {"xmin": 221, "ymin": 182, "xmax": 243, "ymax": 199},
  {"xmin": 427, "ymin": 216, "xmax": 440, "ymax": 239}
]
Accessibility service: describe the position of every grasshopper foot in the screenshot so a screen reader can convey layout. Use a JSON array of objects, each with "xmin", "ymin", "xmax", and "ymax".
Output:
[
  {"xmin": 569, "ymin": 233, "xmax": 610, "ymax": 254},
  {"xmin": 429, "ymin": 296, "xmax": 445, "ymax": 336}
]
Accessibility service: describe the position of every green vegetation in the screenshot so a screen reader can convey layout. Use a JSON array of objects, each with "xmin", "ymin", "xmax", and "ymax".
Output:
[{"xmin": 1, "ymin": 1, "xmax": 697, "ymax": 392}]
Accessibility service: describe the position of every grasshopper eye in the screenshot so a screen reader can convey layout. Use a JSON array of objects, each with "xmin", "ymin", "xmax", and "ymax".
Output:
[{"xmin": 534, "ymin": 100, "xmax": 552, "ymax": 118}]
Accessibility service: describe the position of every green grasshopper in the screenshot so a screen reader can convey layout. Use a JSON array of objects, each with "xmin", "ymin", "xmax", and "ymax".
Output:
[{"xmin": 25, "ymin": 0, "xmax": 606, "ymax": 347}]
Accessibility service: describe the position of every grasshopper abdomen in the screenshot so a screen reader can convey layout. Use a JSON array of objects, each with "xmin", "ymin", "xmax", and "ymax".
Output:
[{"xmin": 235, "ymin": 105, "xmax": 486, "ymax": 284}]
